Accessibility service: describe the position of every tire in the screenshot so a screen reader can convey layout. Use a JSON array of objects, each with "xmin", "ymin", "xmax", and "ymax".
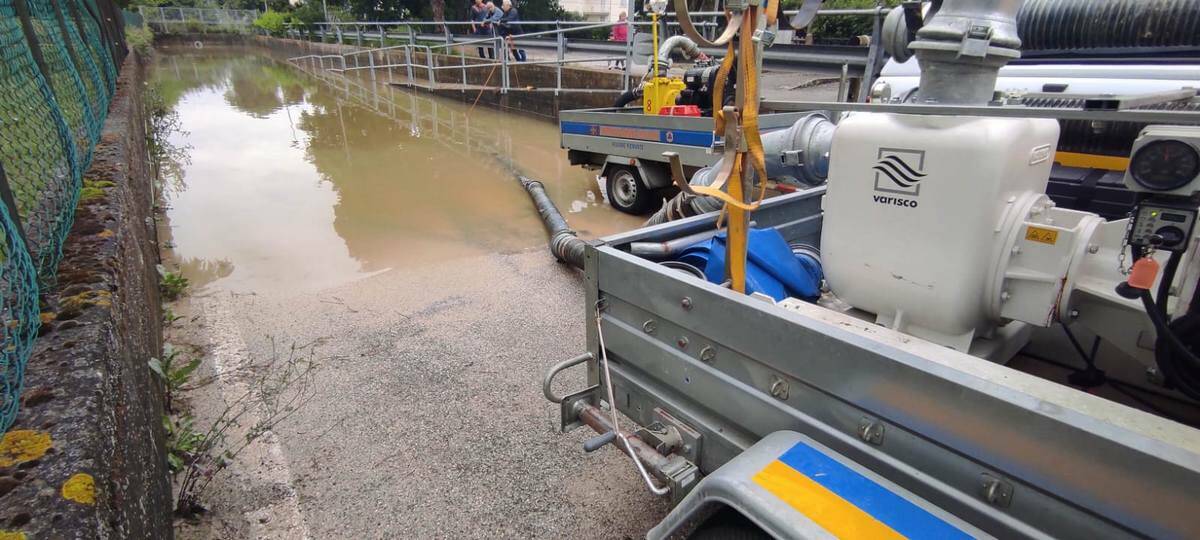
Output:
[{"xmin": 605, "ymin": 165, "xmax": 656, "ymax": 215}]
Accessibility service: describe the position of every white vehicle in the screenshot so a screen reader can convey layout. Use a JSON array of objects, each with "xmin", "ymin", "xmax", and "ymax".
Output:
[{"xmin": 875, "ymin": 59, "xmax": 1200, "ymax": 105}]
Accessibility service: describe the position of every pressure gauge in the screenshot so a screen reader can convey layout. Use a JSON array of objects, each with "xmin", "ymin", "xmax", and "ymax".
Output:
[
  {"xmin": 1130, "ymin": 139, "xmax": 1200, "ymax": 192},
  {"xmin": 1123, "ymin": 126, "xmax": 1200, "ymax": 197}
]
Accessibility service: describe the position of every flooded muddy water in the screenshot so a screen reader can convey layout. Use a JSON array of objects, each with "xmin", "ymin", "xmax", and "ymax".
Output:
[{"xmin": 151, "ymin": 48, "xmax": 641, "ymax": 294}]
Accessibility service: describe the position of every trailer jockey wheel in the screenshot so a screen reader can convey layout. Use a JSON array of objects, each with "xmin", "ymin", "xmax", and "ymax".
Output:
[{"xmin": 606, "ymin": 165, "xmax": 656, "ymax": 215}]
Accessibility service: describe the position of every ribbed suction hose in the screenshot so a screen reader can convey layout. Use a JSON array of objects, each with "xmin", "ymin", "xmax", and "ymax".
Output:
[
  {"xmin": 655, "ymin": 35, "xmax": 703, "ymax": 72},
  {"xmin": 518, "ymin": 176, "xmax": 586, "ymax": 269}
]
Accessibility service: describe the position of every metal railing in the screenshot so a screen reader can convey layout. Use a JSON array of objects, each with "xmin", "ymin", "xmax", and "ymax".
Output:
[
  {"xmin": 139, "ymin": 6, "xmax": 258, "ymax": 29},
  {"xmin": 284, "ymin": 8, "xmax": 885, "ymax": 98},
  {"xmin": 288, "ymin": 20, "xmax": 633, "ymax": 96}
]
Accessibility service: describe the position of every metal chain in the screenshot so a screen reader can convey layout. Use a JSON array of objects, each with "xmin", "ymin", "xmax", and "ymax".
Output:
[{"xmin": 1118, "ymin": 210, "xmax": 1135, "ymax": 275}]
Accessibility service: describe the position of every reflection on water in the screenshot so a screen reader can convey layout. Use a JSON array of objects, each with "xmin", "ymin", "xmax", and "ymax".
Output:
[{"xmin": 152, "ymin": 49, "xmax": 641, "ymax": 294}]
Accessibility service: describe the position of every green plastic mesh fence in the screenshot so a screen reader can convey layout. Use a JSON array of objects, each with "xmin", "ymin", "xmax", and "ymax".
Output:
[
  {"xmin": 0, "ymin": 0, "xmax": 122, "ymax": 431},
  {"xmin": 26, "ymin": 0, "xmax": 102, "ymax": 187},
  {"xmin": 0, "ymin": 167, "xmax": 40, "ymax": 432}
]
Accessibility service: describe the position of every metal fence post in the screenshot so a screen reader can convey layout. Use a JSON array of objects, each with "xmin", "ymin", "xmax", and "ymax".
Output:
[
  {"xmin": 460, "ymin": 50, "xmax": 466, "ymax": 92},
  {"xmin": 0, "ymin": 164, "xmax": 29, "ymax": 257},
  {"xmin": 859, "ymin": 7, "xmax": 885, "ymax": 103},
  {"xmin": 335, "ymin": 25, "xmax": 343, "ymax": 45},
  {"xmin": 368, "ymin": 50, "xmax": 376, "ymax": 83},
  {"xmin": 498, "ymin": 32, "xmax": 508, "ymax": 93},
  {"xmin": 355, "ymin": 24, "xmax": 362, "ymax": 46},
  {"xmin": 555, "ymin": 21, "xmax": 563, "ymax": 96},
  {"xmin": 378, "ymin": 23, "xmax": 385, "ymax": 47},
  {"xmin": 404, "ymin": 44, "xmax": 414, "ymax": 85},
  {"xmin": 426, "ymin": 46, "xmax": 435, "ymax": 88}
]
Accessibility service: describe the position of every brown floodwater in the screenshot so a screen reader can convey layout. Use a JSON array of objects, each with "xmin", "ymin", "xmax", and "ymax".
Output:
[{"xmin": 152, "ymin": 48, "xmax": 642, "ymax": 294}]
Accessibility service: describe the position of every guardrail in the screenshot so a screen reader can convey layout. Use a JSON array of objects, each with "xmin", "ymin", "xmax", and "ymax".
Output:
[
  {"xmin": 289, "ymin": 20, "xmax": 633, "ymax": 95},
  {"xmin": 139, "ymin": 6, "xmax": 258, "ymax": 28},
  {"xmin": 284, "ymin": 8, "xmax": 884, "ymax": 98}
]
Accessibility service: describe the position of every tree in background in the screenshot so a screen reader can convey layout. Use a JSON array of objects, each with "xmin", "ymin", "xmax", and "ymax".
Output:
[{"xmin": 123, "ymin": 0, "xmax": 573, "ymax": 29}]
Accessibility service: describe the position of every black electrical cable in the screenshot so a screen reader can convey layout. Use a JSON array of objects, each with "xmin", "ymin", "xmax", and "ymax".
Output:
[
  {"xmin": 1141, "ymin": 289, "xmax": 1200, "ymax": 401},
  {"xmin": 1155, "ymin": 251, "xmax": 1183, "ymax": 317},
  {"xmin": 1062, "ymin": 324, "xmax": 1105, "ymax": 387}
]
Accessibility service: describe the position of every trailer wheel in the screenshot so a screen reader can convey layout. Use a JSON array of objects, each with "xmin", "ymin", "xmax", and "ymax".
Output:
[{"xmin": 605, "ymin": 165, "xmax": 656, "ymax": 215}]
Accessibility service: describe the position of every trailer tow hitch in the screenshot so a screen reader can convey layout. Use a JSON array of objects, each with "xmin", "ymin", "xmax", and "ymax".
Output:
[{"xmin": 541, "ymin": 307, "xmax": 701, "ymax": 500}]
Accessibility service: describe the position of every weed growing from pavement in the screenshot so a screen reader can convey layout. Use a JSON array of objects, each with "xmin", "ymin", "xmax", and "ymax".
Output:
[
  {"xmin": 163, "ymin": 306, "xmax": 183, "ymax": 326},
  {"xmin": 149, "ymin": 343, "xmax": 200, "ymax": 413},
  {"xmin": 174, "ymin": 338, "xmax": 321, "ymax": 518},
  {"xmin": 158, "ymin": 265, "xmax": 190, "ymax": 300},
  {"xmin": 163, "ymin": 414, "xmax": 206, "ymax": 472}
]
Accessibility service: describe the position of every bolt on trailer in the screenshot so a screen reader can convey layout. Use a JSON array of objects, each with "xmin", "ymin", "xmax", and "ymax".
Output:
[{"xmin": 541, "ymin": 0, "xmax": 1200, "ymax": 538}]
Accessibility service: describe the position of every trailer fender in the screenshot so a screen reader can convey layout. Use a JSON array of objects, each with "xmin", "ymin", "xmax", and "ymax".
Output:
[
  {"xmin": 648, "ymin": 431, "xmax": 985, "ymax": 540},
  {"xmin": 602, "ymin": 157, "xmax": 672, "ymax": 190}
]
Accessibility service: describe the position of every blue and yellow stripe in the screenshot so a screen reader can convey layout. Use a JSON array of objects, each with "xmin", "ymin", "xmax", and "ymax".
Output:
[{"xmin": 753, "ymin": 442, "xmax": 972, "ymax": 539}]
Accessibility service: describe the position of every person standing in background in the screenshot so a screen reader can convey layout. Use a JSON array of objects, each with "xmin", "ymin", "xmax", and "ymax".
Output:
[
  {"xmin": 609, "ymin": 11, "xmax": 629, "ymax": 70},
  {"xmin": 496, "ymin": 0, "xmax": 525, "ymax": 62},
  {"xmin": 480, "ymin": 1, "xmax": 498, "ymax": 59},
  {"xmin": 469, "ymin": 0, "xmax": 490, "ymax": 58}
]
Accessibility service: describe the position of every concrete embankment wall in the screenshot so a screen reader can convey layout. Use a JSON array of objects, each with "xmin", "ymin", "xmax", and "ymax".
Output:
[
  {"xmin": 1, "ymin": 53, "xmax": 170, "ymax": 538},
  {"xmin": 162, "ymin": 33, "xmax": 626, "ymax": 118}
]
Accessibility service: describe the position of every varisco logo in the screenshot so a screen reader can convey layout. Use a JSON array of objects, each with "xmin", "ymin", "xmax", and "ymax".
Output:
[{"xmin": 872, "ymin": 148, "xmax": 927, "ymax": 196}]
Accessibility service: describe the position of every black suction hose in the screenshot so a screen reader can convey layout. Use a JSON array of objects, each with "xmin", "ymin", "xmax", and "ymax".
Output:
[
  {"xmin": 1018, "ymin": 0, "xmax": 1200, "ymax": 54},
  {"xmin": 518, "ymin": 175, "xmax": 586, "ymax": 269},
  {"xmin": 612, "ymin": 90, "xmax": 639, "ymax": 108}
]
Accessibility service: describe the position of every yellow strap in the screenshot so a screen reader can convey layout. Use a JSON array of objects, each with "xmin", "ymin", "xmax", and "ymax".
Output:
[
  {"xmin": 672, "ymin": 0, "xmax": 742, "ymax": 48},
  {"xmin": 740, "ymin": 7, "xmax": 770, "ymax": 207},
  {"xmin": 712, "ymin": 41, "xmax": 736, "ymax": 135},
  {"xmin": 764, "ymin": 0, "xmax": 779, "ymax": 28}
]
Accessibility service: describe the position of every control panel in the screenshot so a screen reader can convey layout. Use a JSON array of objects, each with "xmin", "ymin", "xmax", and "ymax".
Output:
[{"xmin": 1129, "ymin": 201, "xmax": 1198, "ymax": 252}]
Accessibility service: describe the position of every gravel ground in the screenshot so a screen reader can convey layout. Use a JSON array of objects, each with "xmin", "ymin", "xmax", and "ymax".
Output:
[{"xmin": 173, "ymin": 247, "xmax": 671, "ymax": 538}]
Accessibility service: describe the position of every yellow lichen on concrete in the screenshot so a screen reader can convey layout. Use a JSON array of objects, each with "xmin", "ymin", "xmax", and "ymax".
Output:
[
  {"xmin": 0, "ymin": 530, "xmax": 29, "ymax": 540},
  {"xmin": 97, "ymin": 229, "xmax": 115, "ymax": 238},
  {"xmin": 0, "ymin": 430, "xmax": 53, "ymax": 467},
  {"xmin": 59, "ymin": 290, "xmax": 113, "ymax": 316},
  {"xmin": 39, "ymin": 312, "xmax": 56, "ymax": 325},
  {"xmin": 62, "ymin": 472, "xmax": 96, "ymax": 505}
]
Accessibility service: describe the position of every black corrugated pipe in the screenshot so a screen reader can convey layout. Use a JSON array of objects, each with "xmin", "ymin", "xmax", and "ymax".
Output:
[
  {"xmin": 518, "ymin": 176, "xmax": 586, "ymax": 269},
  {"xmin": 612, "ymin": 89, "xmax": 640, "ymax": 108},
  {"xmin": 1017, "ymin": 0, "xmax": 1200, "ymax": 53}
]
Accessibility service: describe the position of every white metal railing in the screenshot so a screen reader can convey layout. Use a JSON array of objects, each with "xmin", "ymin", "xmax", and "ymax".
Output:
[
  {"xmin": 287, "ymin": 20, "xmax": 635, "ymax": 96},
  {"xmin": 283, "ymin": 8, "xmax": 884, "ymax": 98},
  {"xmin": 140, "ymin": 6, "xmax": 259, "ymax": 27}
]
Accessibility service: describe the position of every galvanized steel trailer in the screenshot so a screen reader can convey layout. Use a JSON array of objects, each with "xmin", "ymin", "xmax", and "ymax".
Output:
[
  {"xmin": 550, "ymin": 188, "xmax": 1200, "ymax": 539},
  {"xmin": 559, "ymin": 108, "xmax": 815, "ymax": 213}
]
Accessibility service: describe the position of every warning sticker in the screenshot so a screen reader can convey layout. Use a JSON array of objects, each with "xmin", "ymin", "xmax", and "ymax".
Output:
[{"xmin": 1025, "ymin": 226, "xmax": 1059, "ymax": 245}]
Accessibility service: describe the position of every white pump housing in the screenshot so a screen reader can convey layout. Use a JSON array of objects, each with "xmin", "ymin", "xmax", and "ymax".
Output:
[{"xmin": 820, "ymin": 113, "xmax": 1105, "ymax": 352}]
